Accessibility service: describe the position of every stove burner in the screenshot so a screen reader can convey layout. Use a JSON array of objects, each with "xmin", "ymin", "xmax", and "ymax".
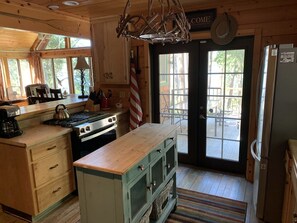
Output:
[{"xmin": 43, "ymin": 111, "xmax": 109, "ymax": 127}]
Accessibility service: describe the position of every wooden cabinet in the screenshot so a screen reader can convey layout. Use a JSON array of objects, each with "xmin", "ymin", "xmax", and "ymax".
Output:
[
  {"xmin": 0, "ymin": 133, "xmax": 75, "ymax": 219},
  {"xmin": 283, "ymin": 142, "xmax": 297, "ymax": 223},
  {"xmin": 91, "ymin": 17, "xmax": 130, "ymax": 85},
  {"xmin": 75, "ymin": 124, "xmax": 177, "ymax": 223}
]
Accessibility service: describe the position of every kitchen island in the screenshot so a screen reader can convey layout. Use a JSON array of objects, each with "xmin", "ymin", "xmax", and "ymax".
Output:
[{"xmin": 74, "ymin": 123, "xmax": 178, "ymax": 223}]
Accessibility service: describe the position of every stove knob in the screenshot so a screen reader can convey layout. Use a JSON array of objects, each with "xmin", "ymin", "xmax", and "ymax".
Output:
[
  {"xmin": 112, "ymin": 117, "xmax": 116, "ymax": 121},
  {"xmin": 108, "ymin": 118, "xmax": 112, "ymax": 122},
  {"xmin": 80, "ymin": 128, "xmax": 85, "ymax": 133},
  {"xmin": 86, "ymin": 126, "xmax": 90, "ymax": 131}
]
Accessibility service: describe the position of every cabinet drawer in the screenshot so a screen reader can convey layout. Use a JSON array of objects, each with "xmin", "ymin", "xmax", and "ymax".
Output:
[
  {"xmin": 30, "ymin": 135, "xmax": 70, "ymax": 161},
  {"xmin": 126, "ymin": 156, "xmax": 149, "ymax": 182},
  {"xmin": 36, "ymin": 171, "xmax": 75, "ymax": 212},
  {"xmin": 149, "ymin": 143, "xmax": 163, "ymax": 162},
  {"xmin": 33, "ymin": 149, "xmax": 72, "ymax": 187}
]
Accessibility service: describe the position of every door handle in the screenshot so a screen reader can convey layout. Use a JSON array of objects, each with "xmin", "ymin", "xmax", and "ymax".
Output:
[{"xmin": 199, "ymin": 114, "xmax": 206, "ymax": 120}]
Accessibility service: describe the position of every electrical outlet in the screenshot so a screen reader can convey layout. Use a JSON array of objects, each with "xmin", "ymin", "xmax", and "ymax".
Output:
[{"xmin": 119, "ymin": 91, "xmax": 125, "ymax": 98}]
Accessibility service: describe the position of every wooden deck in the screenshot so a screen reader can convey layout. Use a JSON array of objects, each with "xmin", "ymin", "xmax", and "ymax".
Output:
[{"xmin": 0, "ymin": 165, "xmax": 262, "ymax": 223}]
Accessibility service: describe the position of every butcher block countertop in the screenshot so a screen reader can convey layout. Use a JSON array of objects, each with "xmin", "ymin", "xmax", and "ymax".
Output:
[
  {"xmin": 0, "ymin": 125, "xmax": 72, "ymax": 147},
  {"xmin": 17, "ymin": 94, "xmax": 88, "ymax": 121},
  {"xmin": 73, "ymin": 123, "xmax": 177, "ymax": 175}
]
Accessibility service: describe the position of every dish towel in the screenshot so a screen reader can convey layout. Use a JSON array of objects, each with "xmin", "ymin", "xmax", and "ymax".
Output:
[{"xmin": 129, "ymin": 61, "xmax": 143, "ymax": 130}]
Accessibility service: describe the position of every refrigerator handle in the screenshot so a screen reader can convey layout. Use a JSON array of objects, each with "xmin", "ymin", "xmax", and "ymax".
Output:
[{"xmin": 251, "ymin": 139, "xmax": 260, "ymax": 162}]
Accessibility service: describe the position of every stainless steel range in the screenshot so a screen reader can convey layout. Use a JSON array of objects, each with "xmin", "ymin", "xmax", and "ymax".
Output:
[{"xmin": 44, "ymin": 111, "xmax": 117, "ymax": 161}]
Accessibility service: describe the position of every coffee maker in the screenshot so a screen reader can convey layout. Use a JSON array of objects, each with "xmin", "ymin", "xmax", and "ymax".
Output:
[{"xmin": 0, "ymin": 104, "xmax": 23, "ymax": 138}]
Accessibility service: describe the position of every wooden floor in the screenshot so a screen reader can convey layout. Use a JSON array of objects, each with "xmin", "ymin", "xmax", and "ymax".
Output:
[{"xmin": 0, "ymin": 164, "xmax": 262, "ymax": 223}]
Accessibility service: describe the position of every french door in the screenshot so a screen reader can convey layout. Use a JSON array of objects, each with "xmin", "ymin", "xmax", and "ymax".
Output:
[{"xmin": 151, "ymin": 37, "xmax": 253, "ymax": 174}]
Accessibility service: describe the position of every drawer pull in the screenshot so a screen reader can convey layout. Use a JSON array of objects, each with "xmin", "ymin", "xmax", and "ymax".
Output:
[
  {"xmin": 52, "ymin": 187, "xmax": 61, "ymax": 193},
  {"xmin": 157, "ymin": 149, "xmax": 162, "ymax": 153},
  {"xmin": 138, "ymin": 165, "xmax": 145, "ymax": 171},
  {"xmin": 49, "ymin": 164, "xmax": 59, "ymax": 170},
  {"xmin": 47, "ymin": 146, "xmax": 56, "ymax": 151}
]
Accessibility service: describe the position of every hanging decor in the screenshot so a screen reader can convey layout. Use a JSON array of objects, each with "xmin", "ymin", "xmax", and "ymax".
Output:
[{"xmin": 116, "ymin": 0, "xmax": 191, "ymax": 44}]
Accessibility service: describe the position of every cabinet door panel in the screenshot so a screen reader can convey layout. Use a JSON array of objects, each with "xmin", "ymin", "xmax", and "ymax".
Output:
[
  {"xmin": 151, "ymin": 157, "xmax": 164, "ymax": 195},
  {"xmin": 165, "ymin": 145, "xmax": 176, "ymax": 177},
  {"xmin": 91, "ymin": 18, "xmax": 130, "ymax": 85},
  {"xmin": 128, "ymin": 168, "xmax": 149, "ymax": 221}
]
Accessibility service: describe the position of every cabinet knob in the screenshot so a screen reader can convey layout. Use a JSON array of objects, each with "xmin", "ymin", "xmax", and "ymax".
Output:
[
  {"xmin": 167, "ymin": 163, "xmax": 171, "ymax": 169},
  {"xmin": 138, "ymin": 165, "xmax": 145, "ymax": 171},
  {"xmin": 157, "ymin": 149, "xmax": 162, "ymax": 153},
  {"xmin": 147, "ymin": 185, "xmax": 152, "ymax": 191},
  {"xmin": 152, "ymin": 180, "xmax": 157, "ymax": 186}
]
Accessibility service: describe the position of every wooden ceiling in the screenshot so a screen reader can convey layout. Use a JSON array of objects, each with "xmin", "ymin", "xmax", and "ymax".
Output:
[
  {"xmin": 0, "ymin": 28, "xmax": 38, "ymax": 52},
  {"xmin": 24, "ymin": 0, "xmax": 221, "ymax": 19}
]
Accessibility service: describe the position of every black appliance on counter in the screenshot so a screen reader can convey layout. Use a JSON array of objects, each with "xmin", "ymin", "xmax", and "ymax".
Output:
[
  {"xmin": 0, "ymin": 104, "xmax": 23, "ymax": 138},
  {"xmin": 44, "ymin": 111, "xmax": 117, "ymax": 161}
]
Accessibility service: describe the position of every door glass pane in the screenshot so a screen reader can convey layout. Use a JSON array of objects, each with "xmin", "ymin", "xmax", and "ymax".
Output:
[
  {"xmin": 130, "ymin": 174, "xmax": 147, "ymax": 219},
  {"xmin": 206, "ymin": 50, "xmax": 244, "ymax": 162},
  {"xmin": 159, "ymin": 53, "xmax": 188, "ymax": 154}
]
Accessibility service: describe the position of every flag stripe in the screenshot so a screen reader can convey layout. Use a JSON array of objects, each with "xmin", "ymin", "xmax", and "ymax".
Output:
[{"xmin": 130, "ymin": 61, "xmax": 143, "ymax": 130}]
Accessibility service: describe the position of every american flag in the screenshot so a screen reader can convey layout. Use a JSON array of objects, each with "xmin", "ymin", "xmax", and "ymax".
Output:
[{"xmin": 129, "ymin": 61, "xmax": 143, "ymax": 130}]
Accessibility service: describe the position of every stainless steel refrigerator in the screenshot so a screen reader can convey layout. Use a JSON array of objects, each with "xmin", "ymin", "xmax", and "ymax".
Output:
[{"xmin": 251, "ymin": 44, "xmax": 297, "ymax": 223}]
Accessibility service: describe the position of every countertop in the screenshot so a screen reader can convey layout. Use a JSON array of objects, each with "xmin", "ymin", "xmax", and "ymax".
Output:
[
  {"xmin": 0, "ymin": 125, "xmax": 72, "ymax": 147},
  {"xmin": 17, "ymin": 94, "xmax": 88, "ymax": 120},
  {"xmin": 0, "ymin": 104, "xmax": 128, "ymax": 147},
  {"xmin": 73, "ymin": 123, "xmax": 177, "ymax": 175}
]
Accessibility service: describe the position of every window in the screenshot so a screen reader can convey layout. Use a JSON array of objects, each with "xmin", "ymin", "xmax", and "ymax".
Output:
[
  {"xmin": 70, "ymin": 37, "xmax": 91, "ymax": 48},
  {"xmin": 45, "ymin": 35, "xmax": 66, "ymax": 50},
  {"xmin": 41, "ymin": 58, "xmax": 70, "ymax": 94},
  {"xmin": 7, "ymin": 59, "xmax": 32, "ymax": 97},
  {"xmin": 72, "ymin": 57, "xmax": 92, "ymax": 95}
]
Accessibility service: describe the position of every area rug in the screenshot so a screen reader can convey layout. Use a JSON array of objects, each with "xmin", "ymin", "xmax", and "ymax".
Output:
[{"xmin": 166, "ymin": 188, "xmax": 247, "ymax": 223}]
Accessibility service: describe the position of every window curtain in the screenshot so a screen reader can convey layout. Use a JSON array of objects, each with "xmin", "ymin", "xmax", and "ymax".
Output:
[
  {"xmin": 0, "ymin": 61, "xmax": 5, "ymax": 100},
  {"xmin": 30, "ymin": 52, "xmax": 44, "ymax": 84},
  {"xmin": 0, "ymin": 73, "xmax": 5, "ymax": 100}
]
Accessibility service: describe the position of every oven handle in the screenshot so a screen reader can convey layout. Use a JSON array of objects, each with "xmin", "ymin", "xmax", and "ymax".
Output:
[{"xmin": 80, "ymin": 124, "xmax": 117, "ymax": 142}]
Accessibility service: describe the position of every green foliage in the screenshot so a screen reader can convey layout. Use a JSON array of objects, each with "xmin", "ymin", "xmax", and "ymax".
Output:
[
  {"xmin": 45, "ymin": 35, "xmax": 66, "ymax": 50},
  {"xmin": 214, "ymin": 50, "xmax": 244, "ymax": 73}
]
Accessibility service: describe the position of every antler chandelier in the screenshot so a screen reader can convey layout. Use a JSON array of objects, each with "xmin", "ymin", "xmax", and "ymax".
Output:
[{"xmin": 116, "ymin": 0, "xmax": 191, "ymax": 44}]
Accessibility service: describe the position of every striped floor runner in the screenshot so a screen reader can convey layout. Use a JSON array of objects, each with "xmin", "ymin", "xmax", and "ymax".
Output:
[{"xmin": 166, "ymin": 188, "xmax": 247, "ymax": 223}]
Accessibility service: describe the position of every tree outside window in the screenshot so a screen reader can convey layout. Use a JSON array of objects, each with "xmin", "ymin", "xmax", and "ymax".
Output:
[{"xmin": 7, "ymin": 59, "xmax": 32, "ymax": 97}]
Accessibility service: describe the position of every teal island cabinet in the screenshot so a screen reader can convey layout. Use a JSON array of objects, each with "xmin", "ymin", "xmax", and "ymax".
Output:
[{"xmin": 73, "ymin": 123, "xmax": 178, "ymax": 223}]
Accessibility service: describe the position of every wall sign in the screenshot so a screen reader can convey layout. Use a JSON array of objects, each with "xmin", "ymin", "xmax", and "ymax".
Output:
[{"xmin": 186, "ymin": 9, "xmax": 217, "ymax": 32}]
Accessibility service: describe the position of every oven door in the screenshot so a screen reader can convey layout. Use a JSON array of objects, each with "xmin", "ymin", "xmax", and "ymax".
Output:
[{"xmin": 71, "ymin": 124, "xmax": 117, "ymax": 161}]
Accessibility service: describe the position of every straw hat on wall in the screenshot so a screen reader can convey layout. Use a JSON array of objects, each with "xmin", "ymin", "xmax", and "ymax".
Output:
[{"xmin": 210, "ymin": 13, "xmax": 238, "ymax": 45}]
